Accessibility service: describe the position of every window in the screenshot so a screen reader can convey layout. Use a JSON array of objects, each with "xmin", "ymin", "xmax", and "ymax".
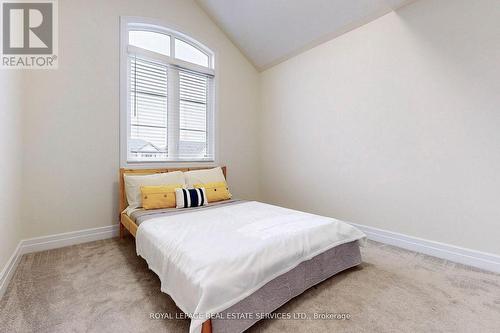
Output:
[
  {"xmin": 175, "ymin": 38, "xmax": 209, "ymax": 67},
  {"xmin": 129, "ymin": 31, "xmax": 171, "ymax": 56},
  {"xmin": 121, "ymin": 18, "xmax": 215, "ymax": 164}
]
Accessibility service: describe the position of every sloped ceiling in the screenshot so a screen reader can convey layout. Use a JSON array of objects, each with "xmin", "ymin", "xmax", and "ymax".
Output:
[{"xmin": 196, "ymin": 0, "xmax": 415, "ymax": 71}]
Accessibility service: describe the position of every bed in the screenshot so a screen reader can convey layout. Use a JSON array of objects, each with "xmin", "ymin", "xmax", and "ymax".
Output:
[{"xmin": 119, "ymin": 167, "xmax": 366, "ymax": 333}]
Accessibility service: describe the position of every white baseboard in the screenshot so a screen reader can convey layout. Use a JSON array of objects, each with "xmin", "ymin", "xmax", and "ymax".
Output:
[
  {"xmin": 0, "ymin": 224, "xmax": 119, "ymax": 298},
  {"xmin": 0, "ymin": 242, "xmax": 23, "ymax": 300},
  {"xmin": 351, "ymin": 222, "xmax": 500, "ymax": 274},
  {"xmin": 20, "ymin": 225, "xmax": 119, "ymax": 254}
]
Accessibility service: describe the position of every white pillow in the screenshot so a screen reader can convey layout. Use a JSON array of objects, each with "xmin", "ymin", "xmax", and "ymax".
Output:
[
  {"xmin": 124, "ymin": 171, "xmax": 185, "ymax": 209},
  {"xmin": 184, "ymin": 167, "xmax": 226, "ymax": 187}
]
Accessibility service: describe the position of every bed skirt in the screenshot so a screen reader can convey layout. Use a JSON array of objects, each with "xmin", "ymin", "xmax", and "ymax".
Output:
[{"xmin": 211, "ymin": 240, "xmax": 362, "ymax": 333}]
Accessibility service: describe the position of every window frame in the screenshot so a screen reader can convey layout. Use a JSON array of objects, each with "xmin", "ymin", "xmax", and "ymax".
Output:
[{"xmin": 120, "ymin": 16, "xmax": 217, "ymax": 167}]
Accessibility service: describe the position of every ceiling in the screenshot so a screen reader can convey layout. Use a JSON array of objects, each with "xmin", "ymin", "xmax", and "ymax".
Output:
[{"xmin": 196, "ymin": 0, "xmax": 415, "ymax": 71}]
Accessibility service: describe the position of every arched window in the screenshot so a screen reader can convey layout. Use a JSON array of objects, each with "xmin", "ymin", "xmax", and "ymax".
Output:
[{"xmin": 120, "ymin": 18, "xmax": 215, "ymax": 164}]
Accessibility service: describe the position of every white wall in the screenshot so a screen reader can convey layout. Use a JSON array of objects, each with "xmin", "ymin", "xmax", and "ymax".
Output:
[
  {"xmin": 0, "ymin": 72, "xmax": 24, "ymax": 271},
  {"xmin": 21, "ymin": 0, "xmax": 261, "ymax": 238},
  {"xmin": 260, "ymin": 0, "xmax": 500, "ymax": 255}
]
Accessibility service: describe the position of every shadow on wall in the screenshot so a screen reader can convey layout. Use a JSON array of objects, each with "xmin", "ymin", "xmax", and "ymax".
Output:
[
  {"xmin": 393, "ymin": 0, "xmax": 500, "ymax": 229},
  {"xmin": 395, "ymin": 0, "xmax": 500, "ymax": 94}
]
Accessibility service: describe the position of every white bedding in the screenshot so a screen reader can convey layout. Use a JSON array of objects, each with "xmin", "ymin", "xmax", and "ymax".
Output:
[{"xmin": 136, "ymin": 201, "xmax": 366, "ymax": 333}]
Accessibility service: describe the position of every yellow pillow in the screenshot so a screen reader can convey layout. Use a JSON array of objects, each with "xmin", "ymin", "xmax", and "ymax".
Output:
[
  {"xmin": 140, "ymin": 184, "xmax": 182, "ymax": 210},
  {"xmin": 194, "ymin": 182, "xmax": 232, "ymax": 203}
]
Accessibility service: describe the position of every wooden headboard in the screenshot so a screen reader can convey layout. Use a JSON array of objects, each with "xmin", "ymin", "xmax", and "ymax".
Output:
[{"xmin": 119, "ymin": 166, "xmax": 227, "ymax": 214}]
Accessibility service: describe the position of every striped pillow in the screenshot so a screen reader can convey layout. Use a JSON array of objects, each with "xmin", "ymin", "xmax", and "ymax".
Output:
[{"xmin": 175, "ymin": 188, "xmax": 208, "ymax": 208}]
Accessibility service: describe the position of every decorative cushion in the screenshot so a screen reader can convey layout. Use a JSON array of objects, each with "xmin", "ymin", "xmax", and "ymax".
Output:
[
  {"xmin": 175, "ymin": 188, "xmax": 208, "ymax": 208},
  {"xmin": 194, "ymin": 182, "xmax": 231, "ymax": 203},
  {"xmin": 140, "ymin": 185, "xmax": 181, "ymax": 210}
]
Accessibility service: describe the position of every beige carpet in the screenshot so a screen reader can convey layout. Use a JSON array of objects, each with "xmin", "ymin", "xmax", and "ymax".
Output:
[{"xmin": 1, "ymin": 238, "xmax": 499, "ymax": 333}]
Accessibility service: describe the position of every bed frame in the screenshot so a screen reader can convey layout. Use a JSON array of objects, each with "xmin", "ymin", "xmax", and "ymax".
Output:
[{"xmin": 119, "ymin": 166, "xmax": 227, "ymax": 333}]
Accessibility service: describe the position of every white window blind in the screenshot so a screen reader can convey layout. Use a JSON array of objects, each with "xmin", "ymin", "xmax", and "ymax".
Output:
[
  {"xmin": 123, "ymin": 23, "xmax": 215, "ymax": 164},
  {"xmin": 129, "ymin": 56, "xmax": 168, "ymax": 161},
  {"xmin": 179, "ymin": 70, "xmax": 211, "ymax": 160}
]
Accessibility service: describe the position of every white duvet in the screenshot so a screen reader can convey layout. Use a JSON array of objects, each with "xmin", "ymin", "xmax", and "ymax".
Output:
[{"xmin": 136, "ymin": 201, "xmax": 366, "ymax": 333}]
